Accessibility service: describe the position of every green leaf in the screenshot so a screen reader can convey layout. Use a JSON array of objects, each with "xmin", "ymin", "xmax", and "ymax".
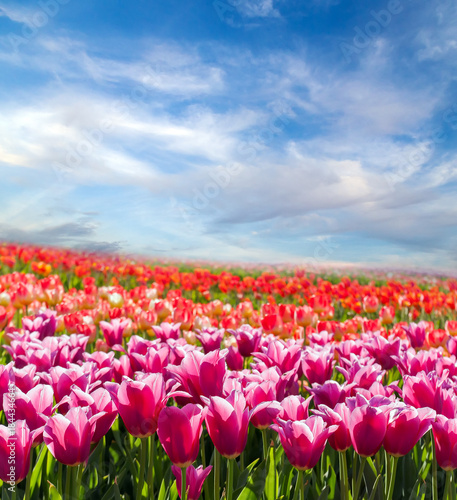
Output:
[
  {"xmin": 169, "ymin": 480, "xmax": 179, "ymax": 500},
  {"xmin": 237, "ymin": 459, "xmax": 266, "ymax": 500},
  {"xmin": 367, "ymin": 475, "xmax": 382, "ymax": 500},
  {"xmin": 100, "ymin": 485, "xmax": 116, "ymax": 500},
  {"xmin": 279, "ymin": 461, "xmax": 294, "ymax": 499},
  {"xmin": 236, "ymin": 459, "xmax": 259, "ymax": 491},
  {"xmin": 157, "ymin": 478, "xmax": 167, "ymax": 500},
  {"xmin": 320, "ymin": 461, "xmax": 337, "ymax": 500},
  {"xmin": 265, "ymin": 447, "xmax": 278, "ymax": 500},
  {"xmin": 48, "ymin": 483, "xmax": 63, "ymax": 500},
  {"xmin": 30, "ymin": 444, "xmax": 48, "ymax": 496}
]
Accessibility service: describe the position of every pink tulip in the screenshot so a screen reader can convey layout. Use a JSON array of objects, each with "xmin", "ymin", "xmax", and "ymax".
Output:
[
  {"xmin": 99, "ymin": 318, "xmax": 130, "ymax": 348},
  {"xmin": 0, "ymin": 420, "xmax": 32, "ymax": 484},
  {"xmin": 251, "ymin": 402, "xmax": 282, "ymax": 430},
  {"xmin": 271, "ymin": 416, "xmax": 337, "ymax": 470},
  {"xmin": 313, "ymin": 403, "xmax": 352, "ymax": 452},
  {"xmin": 226, "ymin": 344, "xmax": 243, "ymax": 371},
  {"xmin": 6, "ymin": 384, "xmax": 54, "ymax": 446},
  {"xmin": 63, "ymin": 386, "xmax": 118, "ymax": 443},
  {"xmin": 384, "ymin": 405, "xmax": 435, "ymax": 457},
  {"xmin": 403, "ymin": 372, "xmax": 457, "ymax": 418},
  {"xmin": 254, "ymin": 339, "xmax": 302, "ymax": 374},
  {"xmin": 301, "ymin": 348, "xmax": 335, "ymax": 385},
  {"xmin": 348, "ymin": 397, "xmax": 390, "ymax": 457},
  {"xmin": 307, "ymin": 380, "xmax": 349, "ymax": 409},
  {"xmin": 432, "ymin": 415, "xmax": 457, "ymax": 470},
  {"xmin": 113, "ymin": 354, "xmax": 134, "ymax": 383},
  {"xmin": 337, "ymin": 359, "xmax": 384, "ymax": 391},
  {"xmin": 196, "ymin": 328, "xmax": 225, "ymax": 353},
  {"xmin": 22, "ymin": 311, "xmax": 56, "ymax": 340},
  {"xmin": 279, "ymin": 395, "xmax": 312, "ymax": 421},
  {"xmin": 129, "ymin": 345, "xmax": 169, "ymax": 373},
  {"xmin": 0, "ymin": 362, "xmax": 13, "ymax": 412},
  {"xmin": 10, "ymin": 366, "xmax": 39, "ymax": 393},
  {"xmin": 403, "ymin": 322, "xmax": 427, "ymax": 349},
  {"xmin": 105, "ymin": 373, "xmax": 166, "ymax": 438},
  {"xmin": 364, "ymin": 335, "xmax": 401, "ymax": 371},
  {"xmin": 151, "ymin": 322, "xmax": 181, "ymax": 341},
  {"xmin": 228, "ymin": 325, "xmax": 262, "ymax": 357},
  {"xmin": 43, "ymin": 407, "xmax": 97, "ymax": 465},
  {"xmin": 49, "ymin": 365, "xmax": 89, "ymax": 403},
  {"xmin": 205, "ymin": 391, "xmax": 250, "ymax": 459},
  {"xmin": 158, "ymin": 404, "xmax": 204, "ymax": 468},
  {"xmin": 172, "ymin": 464, "xmax": 212, "ymax": 500},
  {"xmin": 167, "ymin": 350, "xmax": 226, "ymax": 405}
]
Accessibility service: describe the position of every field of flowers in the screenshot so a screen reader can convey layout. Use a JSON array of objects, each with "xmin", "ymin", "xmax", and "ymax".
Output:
[{"xmin": 0, "ymin": 243, "xmax": 457, "ymax": 500}]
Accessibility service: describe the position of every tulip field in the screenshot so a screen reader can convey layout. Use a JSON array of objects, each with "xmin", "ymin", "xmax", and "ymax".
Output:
[{"xmin": 1, "ymin": 244, "xmax": 457, "ymax": 500}]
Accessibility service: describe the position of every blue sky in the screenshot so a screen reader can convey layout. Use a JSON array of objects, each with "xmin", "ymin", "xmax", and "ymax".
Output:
[{"xmin": 0, "ymin": 0, "xmax": 456, "ymax": 271}]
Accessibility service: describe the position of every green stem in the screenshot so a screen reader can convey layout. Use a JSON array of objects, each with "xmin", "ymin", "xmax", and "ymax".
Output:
[
  {"xmin": 386, "ymin": 456, "xmax": 398, "ymax": 500},
  {"xmin": 64, "ymin": 466, "xmax": 72, "ymax": 500},
  {"xmin": 25, "ymin": 451, "xmax": 32, "ymax": 500},
  {"xmin": 353, "ymin": 456, "xmax": 367, "ymax": 500},
  {"xmin": 444, "ymin": 471, "xmax": 451, "ymax": 500},
  {"xmin": 43, "ymin": 449, "xmax": 49, "ymax": 500},
  {"xmin": 74, "ymin": 464, "xmax": 83, "ymax": 500},
  {"xmin": 262, "ymin": 429, "xmax": 269, "ymax": 462},
  {"xmin": 227, "ymin": 459, "xmax": 235, "ymax": 500},
  {"xmin": 352, "ymin": 449, "xmax": 357, "ymax": 495},
  {"xmin": 181, "ymin": 467, "xmax": 187, "ymax": 500},
  {"xmin": 137, "ymin": 438, "xmax": 148, "ymax": 500},
  {"xmin": 214, "ymin": 449, "xmax": 221, "ymax": 500},
  {"xmin": 11, "ymin": 485, "xmax": 17, "ymax": 500},
  {"xmin": 385, "ymin": 450, "xmax": 391, "ymax": 497},
  {"xmin": 58, "ymin": 462, "xmax": 63, "ymax": 496},
  {"xmin": 292, "ymin": 469, "xmax": 304, "ymax": 500},
  {"xmin": 339, "ymin": 451, "xmax": 349, "ymax": 500},
  {"xmin": 432, "ymin": 435, "xmax": 438, "ymax": 500},
  {"xmin": 147, "ymin": 435, "xmax": 155, "ymax": 500},
  {"xmin": 201, "ymin": 433, "xmax": 210, "ymax": 500}
]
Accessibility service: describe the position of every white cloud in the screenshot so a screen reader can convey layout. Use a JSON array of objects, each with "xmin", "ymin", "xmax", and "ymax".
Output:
[{"xmin": 236, "ymin": 0, "xmax": 280, "ymax": 18}]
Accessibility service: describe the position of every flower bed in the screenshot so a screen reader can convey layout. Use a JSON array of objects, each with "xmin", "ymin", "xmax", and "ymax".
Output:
[{"xmin": 0, "ymin": 243, "xmax": 456, "ymax": 499}]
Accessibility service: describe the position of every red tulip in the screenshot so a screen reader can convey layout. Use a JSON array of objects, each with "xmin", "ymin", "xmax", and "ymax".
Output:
[
  {"xmin": 157, "ymin": 404, "xmax": 204, "ymax": 468},
  {"xmin": 271, "ymin": 416, "xmax": 337, "ymax": 470},
  {"xmin": 205, "ymin": 391, "xmax": 250, "ymax": 459},
  {"xmin": 172, "ymin": 464, "xmax": 212, "ymax": 500}
]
